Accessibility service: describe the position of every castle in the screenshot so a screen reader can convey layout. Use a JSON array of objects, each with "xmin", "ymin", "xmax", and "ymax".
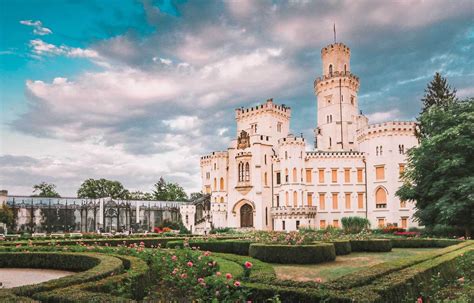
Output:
[{"xmin": 181, "ymin": 41, "xmax": 419, "ymax": 234}]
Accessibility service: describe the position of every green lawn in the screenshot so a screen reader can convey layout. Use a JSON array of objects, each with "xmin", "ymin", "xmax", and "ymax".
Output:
[{"xmin": 272, "ymin": 248, "xmax": 441, "ymax": 282}]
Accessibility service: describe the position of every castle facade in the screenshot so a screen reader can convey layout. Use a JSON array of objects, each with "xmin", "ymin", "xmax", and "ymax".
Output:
[{"xmin": 182, "ymin": 42, "xmax": 419, "ymax": 233}]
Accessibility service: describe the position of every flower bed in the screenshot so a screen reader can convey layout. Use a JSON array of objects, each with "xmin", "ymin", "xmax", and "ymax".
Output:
[
  {"xmin": 166, "ymin": 240, "xmax": 252, "ymax": 255},
  {"xmin": 249, "ymin": 243, "xmax": 336, "ymax": 264}
]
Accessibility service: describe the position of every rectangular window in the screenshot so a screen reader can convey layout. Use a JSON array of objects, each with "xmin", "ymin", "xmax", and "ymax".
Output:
[
  {"xmin": 306, "ymin": 169, "xmax": 312, "ymax": 183},
  {"xmin": 319, "ymin": 193, "xmax": 326, "ymax": 210},
  {"xmin": 375, "ymin": 165, "xmax": 385, "ymax": 181},
  {"xmin": 358, "ymin": 193, "xmax": 364, "ymax": 209},
  {"xmin": 332, "ymin": 193, "xmax": 338, "ymax": 210},
  {"xmin": 357, "ymin": 168, "xmax": 363, "ymax": 183},
  {"xmin": 333, "ymin": 220, "xmax": 339, "ymax": 228},
  {"xmin": 307, "ymin": 193, "xmax": 313, "ymax": 207},
  {"xmin": 345, "ymin": 193, "xmax": 351, "ymax": 209},
  {"xmin": 276, "ymin": 195, "xmax": 280, "ymax": 207},
  {"xmin": 296, "ymin": 220, "xmax": 300, "ymax": 230},
  {"xmin": 399, "ymin": 164, "xmax": 405, "ymax": 177},
  {"xmin": 282, "ymin": 220, "xmax": 286, "ymax": 230},
  {"xmin": 320, "ymin": 220, "xmax": 326, "ymax": 229},
  {"xmin": 331, "ymin": 169, "xmax": 338, "ymax": 183},
  {"xmin": 205, "ymin": 186, "xmax": 211, "ymax": 194},
  {"xmin": 344, "ymin": 168, "xmax": 351, "ymax": 183},
  {"xmin": 319, "ymin": 169, "xmax": 325, "ymax": 183},
  {"xmin": 276, "ymin": 172, "xmax": 281, "ymax": 185},
  {"xmin": 277, "ymin": 122, "xmax": 282, "ymax": 132},
  {"xmin": 401, "ymin": 217, "xmax": 408, "ymax": 229},
  {"xmin": 400, "ymin": 200, "xmax": 407, "ymax": 208},
  {"xmin": 377, "ymin": 218, "xmax": 385, "ymax": 228}
]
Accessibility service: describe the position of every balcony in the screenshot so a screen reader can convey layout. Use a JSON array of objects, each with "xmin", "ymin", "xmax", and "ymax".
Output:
[{"xmin": 271, "ymin": 206, "xmax": 318, "ymax": 218}]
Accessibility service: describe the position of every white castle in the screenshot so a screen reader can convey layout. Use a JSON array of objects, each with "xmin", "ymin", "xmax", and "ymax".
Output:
[{"xmin": 181, "ymin": 42, "xmax": 419, "ymax": 234}]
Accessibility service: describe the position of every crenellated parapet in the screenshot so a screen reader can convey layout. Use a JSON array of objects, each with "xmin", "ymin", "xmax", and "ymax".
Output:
[
  {"xmin": 278, "ymin": 135, "xmax": 305, "ymax": 147},
  {"xmin": 321, "ymin": 43, "xmax": 351, "ymax": 56},
  {"xmin": 357, "ymin": 121, "xmax": 417, "ymax": 142},
  {"xmin": 306, "ymin": 150, "xmax": 364, "ymax": 159},
  {"xmin": 200, "ymin": 151, "xmax": 228, "ymax": 166},
  {"xmin": 314, "ymin": 71, "xmax": 360, "ymax": 93},
  {"xmin": 235, "ymin": 98, "xmax": 291, "ymax": 121}
]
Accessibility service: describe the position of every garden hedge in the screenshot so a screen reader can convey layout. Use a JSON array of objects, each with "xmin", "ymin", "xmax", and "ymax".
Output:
[
  {"xmin": 329, "ymin": 240, "xmax": 352, "ymax": 255},
  {"xmin": 350, "ymin": 239, "xmax": 392, "ymax": 252},
  {"xmin": 390, "ymin": 238, "xmax": 462, "ymax": 248},
  {"xmin": 0, "ymin": 252, "xmax": 124, "ymax": 297},
  {"xmin": 166, "ymin": 240, "xmax": 252, "ymax": 255},
  {"xmin": 249, "ymin": 243, "xmax": 336, "ymax": 264},
  {"xmin": 213, "ymin": 252, "xmax": 276, "ymax": 282}
]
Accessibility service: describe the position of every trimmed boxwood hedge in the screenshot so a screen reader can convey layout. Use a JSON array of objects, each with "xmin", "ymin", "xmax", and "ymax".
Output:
[
  {"xmin": 330, "ymin": 240, "xmax": 352, "ymax": 255},
  {"xmin": 249, "ymin": 243, "xmax": 336, "ymax": 264},
  {"xmin": 390, "ymin": 238, "xmax": 462, "ymax": 248},
  {"xmin": 212, "ymin": 252, "xmax": 276, "ymax": 282},
  {"xmin": 350, "ymin": 239, "xmax": 392, "ymax": 252},
  {"xmin": 166, "ymin": 240, "xmax": 252, "ymax": 255},
  {"xmin": 0, "ymin": 252, "xmax": 124, "ymax": 297}
]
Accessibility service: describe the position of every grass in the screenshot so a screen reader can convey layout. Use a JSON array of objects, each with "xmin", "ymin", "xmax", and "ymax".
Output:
[{"xmin": 272, "ymin": 248, "xmax": 441, "ymax": 282}]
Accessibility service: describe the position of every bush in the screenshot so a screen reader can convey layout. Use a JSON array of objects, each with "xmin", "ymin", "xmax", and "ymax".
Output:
[
  {"xmin": 249, "ymin": 243, "xmax": 335, "ymax": 264},
  {"xmin": 391, "ymin": 238, "xmax": 463, "ymax": 248},
  {"xmin": 329, "ymin": 240, "xmax": 352, "ymax": 255},
  {"xmin": 341, "ymin": 217, "xmax": 370, "ymax": 234},
  {"xmin": 166, "ymin": 240, "xmax": 252, "ymax": 255},
  {"xmin": 350, "ymin": 239, "xmax": 392, "ymax": 252},
  {"xmin": 212, "ymin": 253, "xmax": 276, "ymax": 282}
]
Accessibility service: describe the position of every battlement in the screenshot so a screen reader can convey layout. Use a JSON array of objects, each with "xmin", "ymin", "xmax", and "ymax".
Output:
[
  {"xmin": 278, "ymin": 135, "xmax": 305, "ymax": 146},
  {"xmin": 306, "ymin": 150, "xmax": 364, "ymax": 159},
  {"xmin": 321, "ymin": 43, "xmax": 350, "ymax": 56},
  {"xmin": 314, "ymin": 71, "xmax": 359, "ymax": 89},
  {"xmin": 235, "ymin": 151, "xmax": 252, "ymax": 160},
  {"xmin": 357, "ymin": 121, "xmax": 417, "ymax": 141},
  {"xmin": 235, "ymin": 98, "xmax": 291, "ymax": 120},
  {"xmin": 200, "ymin": 151, "xmax": 228, "ymax": 165}
]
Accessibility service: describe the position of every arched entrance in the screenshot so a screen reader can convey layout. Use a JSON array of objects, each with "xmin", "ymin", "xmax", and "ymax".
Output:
[{"xmin": 240, "ymin": 204, "xmax": 253, "ymax": 227}]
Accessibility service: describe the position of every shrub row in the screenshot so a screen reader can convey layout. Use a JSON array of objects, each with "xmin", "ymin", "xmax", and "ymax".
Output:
[
  {"xmin": 166, "ymin": 240, "xmax": 252, "ymax": 255},
  {"xmin": 0, "ymin": 252, "xmax": 124, "ymax": 297},
  {"xmin": 350, "ymin": 239, "xmax": 392, "ymax": 252},
  {"xmin": 390, "ymin": 238, "xmax": 462, "ymax": 248},
  {"xmin": 212, "ymin": 252, "xmax": 276, "ymax": 282},
  {"xmin": 330, "ymin": 240, "xmax": 352, "ymax": 255},
  {"xmin": 249, "ymin": 243, "xmax": 336, "ymax": 264}
]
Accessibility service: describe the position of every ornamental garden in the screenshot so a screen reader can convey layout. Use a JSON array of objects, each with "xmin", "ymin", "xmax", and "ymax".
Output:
[{"xmin": 0, "ymin": 220, "xmax": 472, "ymax": 302}]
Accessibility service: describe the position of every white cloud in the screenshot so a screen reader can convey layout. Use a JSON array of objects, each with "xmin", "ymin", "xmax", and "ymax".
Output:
[
  {"xmin": 20, "ymin": 20, "xmax": 52, "ymax": 35},
  {"xmin": 366, "ymin": 109, "xmax": 402, "ymax": 124},
  {"xmin": 29, "ymin": 39, "xmax": 99, "ymax": 59}
]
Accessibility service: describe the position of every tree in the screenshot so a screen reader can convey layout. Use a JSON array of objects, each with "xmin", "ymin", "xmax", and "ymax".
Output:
[
  {"xmin": 77, "ymin": 178, "xmax": 129, "ymax": 199},
  {"xmin": 152, "ymin": 177, "xmax": 188, "ymax": 201},
  {"xmin": 397, "ymin": 99, "xmax": 474, "ymax": 237},
  {"xmin": 416, "ymin": 73, "xmax": 457, "ymax": 139},
  {"xmin": 127, "ymin": 190, "xmax": 154, "ymax": 201},
  {"xmin": 189, "ymin": 192, "xmax": 205, "ymax": 201},
  {"xmin": 32, "ymin": 182, "xmax": 61, "ymax": 197},
  {"xmin": 0, "ymin": 204, "xmax": 14, "ymax": 228}
]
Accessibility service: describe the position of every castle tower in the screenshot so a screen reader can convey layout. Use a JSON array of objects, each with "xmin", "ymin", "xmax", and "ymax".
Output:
[{"xmin": 314, "ymin": 43, "xmax": 360, "ymax": 151}]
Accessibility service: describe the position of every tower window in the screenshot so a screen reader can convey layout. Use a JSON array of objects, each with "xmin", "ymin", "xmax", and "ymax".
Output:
[
  {"xmin": 351, "ymin": 96, "xmax": 355, "ymax": 105},
  {"xmin": 245, "ymin": 162, "xmax": 250, "ymax": 181},
  {"xmin": 329, "ymin": 64, "xmax": 333, "ymax": 76},
  {"xmin": 277, "ymin": 122, "xmax": 282, "ymax": 132},
  {"xmin": 344, "ymin": 64, "xmax": 347, "ymax": 73},
  {"xmin": 399, "ymin": 144, "xmax": 405, "ymax": 154},
  {"xmin": 329, "ymin": 137, "xmax": 332, "ymax": 147}
]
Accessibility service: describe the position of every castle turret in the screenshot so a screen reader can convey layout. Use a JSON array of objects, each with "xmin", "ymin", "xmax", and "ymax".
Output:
[{"xmin": 315, "ymin": 43, "xmax": 360, "ymax": 151}]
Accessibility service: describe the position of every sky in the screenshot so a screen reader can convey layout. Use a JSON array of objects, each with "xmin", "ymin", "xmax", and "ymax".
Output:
[{"xmin": 0, "ymin": 0, "xmax": 473, "ymax": 197}]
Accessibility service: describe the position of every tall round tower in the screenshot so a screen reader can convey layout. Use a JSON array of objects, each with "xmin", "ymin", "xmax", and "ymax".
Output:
[{"xmin": 314, "ymin": 43, "xmax": 360, "ymax": 151}]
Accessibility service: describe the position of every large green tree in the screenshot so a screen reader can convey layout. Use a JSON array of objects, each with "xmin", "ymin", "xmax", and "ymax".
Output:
[
  {"xmin": 32, "ymin": 182, "xmax": 61, "ymax": 197},
  {"xmin": 397, "ymin": 98, "xmax": 474, "ymax": 237},
  {"xmin": 126, "ymin": 190, "xmax": 154, "ymax": 201},
  {"xmin": 77, "ymin": 178, "xmax": 129, "ymax": 199},
  {"xmin": 152, "ymin": 177, "xmax": 188, "ymax": 201}
]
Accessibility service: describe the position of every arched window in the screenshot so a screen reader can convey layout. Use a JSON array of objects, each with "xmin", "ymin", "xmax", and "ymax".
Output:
[
  {"xmin": 285, "ymin": 151, "xmax": 288, "ymax": 159},
  {"xmin": 375, "ymin": 187, "xmax": 387, "ymax": 208},
  {"xmin": 220, "ymin": 197, "xmax": 224, "ymax": 203},
  {"xmin": 285, "ymin": 191, "xmax": 289, "ymax": 206},
  {"xmin": 380, "ymin": 146, "xmax": 383, "ymax": 156},
  {"xmin": 329, "ymin": 64, "xmax": 333, "ymax": 76},
  {"xmin": 213, "ymin": 178, "xmax": 217, "ymax": 190},
  {"xmin": 301, "ymin": 168, "xmax": 304, "ymax": 182},
  {"xmin": 240, "ymin": 204, "xmax": 253, "ymax": 227},
  {"xmin": 292, "ymin": 168, "xmax": 297, "ymax": 182},
  {"xmin": 285, "ymin": 168, "xmax": 289, "ymax": 183},
  {"xmin": 376, "ymin": 146, "xmax": 379, "ymax": 156},
  {"xmin": 238, "ymin": 162, "xmax": 243, "ymax": 182},
  {"xmin": 264, "ymin": 172, "xmax": 268, "ymax": 186},
  {"xmin": 220, "ymin": 177, "xmax": 224, "ymax": 191},
  {"xmin": 293, "ymin": 191, "xmax": 298, "ymax": 207},
  {"xmin": 344, "ymin": 64, "xmax": 347, "ymax": 73},
  {"xmin": 245, "ymin": 162, "xmax": 250, "ymax": 181},
  {"xmin": 329, "ymin": 137, "xmax": 332, "ymax": 147},
  {"xmin": 264, "ymin": 154, "xmax": 267, "ymax": 165}
]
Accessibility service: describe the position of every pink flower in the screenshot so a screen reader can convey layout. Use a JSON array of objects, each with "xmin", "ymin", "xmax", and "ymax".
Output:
[
  {"xmin": 171, "ymin": 255, "xmax": 177, "ymax": 261},
  {"xmin": 226, "ymin": 273, "xmax": 232, "ymax": 280},
  {"xmin": 204, "ymin": 251, "xmax": 211, "ymax": 256},
  {"xmin": 315, "ymin": 278, "xmax": 322, "ymax": 283},
  {"xmin": 187, "ymin": 261, "xmax": 193, "ymax": 267},
  {"xmin": 417, "ymin": 297, "xmax": 423, "ymax": 303},
  {"xmin": 180, "ymin": 273, "xmax": 187, "ymax": 279},
  {"xmin": 197, "ymin": 277, "xmax": 204, "ymax": 283},
  {"xmin": 234, "ymin": 281, "xmax": 241, "ymax": 287},
  {"xmin": 216, "ymin": 272, "xmax": 222, "ymax": 276},
  {"xmin": 245, "ymin": 261, "xmax": 253, "ymax": 269}
]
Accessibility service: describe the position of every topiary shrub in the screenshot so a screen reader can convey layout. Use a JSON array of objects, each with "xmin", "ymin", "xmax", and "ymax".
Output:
[
  {"xmin": 249, "ymin": 243, "xmax": 336, "ymax": 264},
  {"xmin": 329, "ymin": 240, "xmax": 352, "ymax": 255},
  {"xmin": 350, "ymin": 239, "xmax": 392, "ymax": 252},
  {"xmin": 390, "ymin": 238, "xmax": 462, "ymax": 248}
]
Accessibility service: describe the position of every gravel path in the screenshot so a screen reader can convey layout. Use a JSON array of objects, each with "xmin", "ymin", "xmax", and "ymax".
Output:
[{"xmin": 0, "ymin": 268, "xmax": 74, "ymax": 288}]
